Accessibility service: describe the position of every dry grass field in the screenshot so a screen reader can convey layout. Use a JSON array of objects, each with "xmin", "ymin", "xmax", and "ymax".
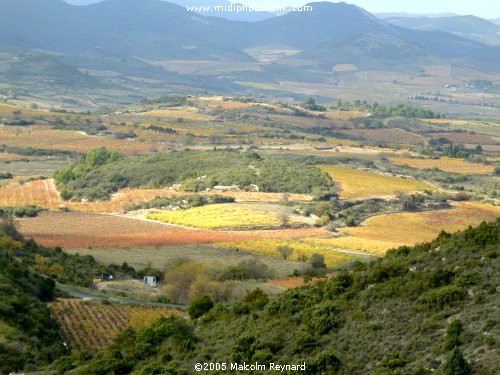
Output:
[
  {"xmin": 0, "ymin": 152, "xmax": 31, "ymax": 162},
  {"xmin": 19, "ymin": 211, "xmax": 329, "ymax": 248},
  {"xmin": 215, "ymin": 239, "xmax": 363, "ymax": 267},
  {"xmin": 147, "ymin": 204, "xmax": 281, "ymax": 229},
  {"xmin": 51, "ymin": 299, "xmax": 182, "ymax": 353},
  {"xmin": 390, "ymin": 157, "xmax": 496, "ymax": 174},
  {"xmin": 0, "ymin": 102, "xmax": 56, "ymax": 117},
  {"xmin": 318, "ymin": 165, "xmax": 436, "ymax": 199},
  {"xmin": 65, "ymin": 245, "xmax": 306, "ymax": 278},
  {"xmin": 310, "ymin": 202, "xmax": 500, "ymax": 255}
]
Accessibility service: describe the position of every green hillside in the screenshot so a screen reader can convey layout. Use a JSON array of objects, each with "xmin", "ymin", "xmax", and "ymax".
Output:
[
  {"xmin": 0, "ymin": 236, "xmax": 65, "ymax": 373},
  {"xmin": 77, "ymin": 219, "xmax": 499, "ymax": 374},
  {"xmin": 55, "ymin": 148, "xmax": 335, "ymax": 201}
]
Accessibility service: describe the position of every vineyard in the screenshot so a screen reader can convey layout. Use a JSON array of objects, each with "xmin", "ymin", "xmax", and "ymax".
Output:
[
  {"xmin": 390, "ymin": 157, "xmax": 496, "ymax": 174},
  {"xmin": 51, "ymin": 299, "xmax": 183, "ymax": 353},
  {"xmin": 318, "ymin": 165, "xmax": 436, "ymax": 199},
  {"xmin": 215, "ymin": 239, "xmax": 364, "ymax": 267},
  {"xmin": 324, "ymin": 202, "xmax": 500, "ymax": 253},
  {"xmin": 19, "ymin": 211, "xmax": 329, "ymax": 248},
  {"xmin": 0, "ymin": 125, "xmax": 154, "ymax": 155},
  {"xmin": 147, "ymin": 204, "xmax": 281, "ymax": 229},
  {"xmin": 306, "ymin": 236, "xmax": 400, "ymax": 256},
  {"xmin": 0, "ymin": 179, "xmax": 62, "ymax": 209}
]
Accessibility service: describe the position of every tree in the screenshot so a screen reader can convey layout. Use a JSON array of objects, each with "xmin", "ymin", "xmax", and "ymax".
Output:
[
  {"xmin": 277, "ymin": 245, "xmax": 293, "ymax": 260},
  {"xmin": 208, "ymin": 134, "xmax": 223, "ymax": 146},
  {"xmin": 442, "ymin": 347, "xmax": 472, "ymax": 375},
  {"xmin": 188, "ymin": 295, "xmax": 214, "ymax": 319},
  {"xmin": 445, "ymin": 320, "xmax": 464, "ymax": 351},
  {"xmin": 0, "ymin": 213, "xmax": 22, "ymax": 241},
  {"xmin": 279, "ymin": 213, "xmax": 290, "ymax": 228},
  {"xmin": 310, "ymin": 253, "xmax": 326, "ymax": 269}
]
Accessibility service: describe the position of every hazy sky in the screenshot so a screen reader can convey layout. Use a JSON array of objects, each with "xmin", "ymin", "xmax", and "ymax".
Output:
[{"xmin": 64, "ymin": 0, "xmax": 500, "ymax": 19}]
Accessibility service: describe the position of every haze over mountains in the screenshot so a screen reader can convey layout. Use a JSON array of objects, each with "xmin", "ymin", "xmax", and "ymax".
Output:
[
  {"xmin": 385, "ymin": 15, "xmax": 500, "ymax": 46},
  {"xmin": 1, "ymin": 0, "xmax": 499, "ymax": 102}
]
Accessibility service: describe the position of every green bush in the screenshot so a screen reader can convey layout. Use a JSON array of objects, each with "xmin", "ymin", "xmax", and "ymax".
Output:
[
  {"xmin": 188, "ymin": 295, "xmax": 214, "ymax": 319},
  {"xmin": 442, "ymin": 347, "xmax": 472, "ymax": 375},
  {"xmin": 311, "ymin": 302, "xmax": 342, "ymax": 334},
  {"xmin": 418, "ymin": 285, "xmax": 466, "ymax": 308}
]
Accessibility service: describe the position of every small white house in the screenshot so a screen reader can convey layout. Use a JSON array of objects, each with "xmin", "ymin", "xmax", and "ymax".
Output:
[{"xmin": 143, "ymin": 276, "xmax": 157, "ymax": 287}]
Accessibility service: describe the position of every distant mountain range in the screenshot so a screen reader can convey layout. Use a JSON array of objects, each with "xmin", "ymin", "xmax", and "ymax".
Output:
[
  {"xmin": 0, "ymin": 0, "xmax": 499, "ymax": 99},
  {"xmin": 385, "ymin": 15, "xmax": 500, "ymax": 46}
]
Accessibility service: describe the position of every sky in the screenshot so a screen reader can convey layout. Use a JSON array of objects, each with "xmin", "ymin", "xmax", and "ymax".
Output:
[{"xmin": 64, "ymin": 0, "xmax": 500, "ymax": 19}]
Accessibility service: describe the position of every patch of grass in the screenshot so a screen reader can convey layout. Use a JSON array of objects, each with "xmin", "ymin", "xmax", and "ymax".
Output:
[{"xmin": 215, "ymin": 239, "xmax": 363, "ymax": 267}]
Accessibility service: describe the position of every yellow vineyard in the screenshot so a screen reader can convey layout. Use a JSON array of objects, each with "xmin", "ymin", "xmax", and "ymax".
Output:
[
  {"xmin": 311, "ymin": 202, "xmax": 500, "ymax": 255},
  {"xmin": 215, "ymin": 239, "xmax": 361, "ymax": 267},
  {"xmin": 319, "ymin": 165, "xmax": 436, "ymax": 199},
  {"xmin": 390, "ymin": 157, "xmax": 496, "ymax": 174},
  {"xmin": 147, "ymin": 204, "xmax": 280, "ymax": 229},
  {"xmin": 306, "ymin": 236, "xmax": 399, "ymax": 256}
]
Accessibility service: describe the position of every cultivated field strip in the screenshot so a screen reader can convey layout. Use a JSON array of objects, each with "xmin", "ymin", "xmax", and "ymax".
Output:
[
  {"xmin": 0, "ymin": 178, "xmax": 312, "ymax": 213},
  {"xmin": 390, "ymin": 157, "xmax": 496, "ymax": 174}
]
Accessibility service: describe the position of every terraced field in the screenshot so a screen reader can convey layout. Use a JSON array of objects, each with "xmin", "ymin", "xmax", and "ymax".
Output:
[
  {"xmin": 391, "ymin": 157, "xmax": 496, "ymax": 174},
  {"xmin": 318, "ymin": 165, "xmax": 436, "ymax": 199}
]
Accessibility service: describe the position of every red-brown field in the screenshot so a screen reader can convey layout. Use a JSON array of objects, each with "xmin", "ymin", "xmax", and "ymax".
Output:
[
  {"xmin": 430, "ymin": 132, "xmax": 499, "ymax": 145},
  {"xmin": 19, "ymin": 211, "xmax": 329, "ymax": 248},
  {"xmin": 343, "ymin": 128, "xmax": 425, "ymax": 144}
]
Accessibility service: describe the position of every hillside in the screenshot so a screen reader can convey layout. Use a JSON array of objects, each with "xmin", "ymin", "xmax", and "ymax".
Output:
[
  {"xmin": 0, "ymin": 0, "xmax": 499, "ymax": 72},
  {"xmin": 0, "ymin": 235, "xmax": 65, "ymax": 372},
  {"xmin": 54, "ymin": 148, "xmax": 335, "ymax": 201},
  {"xmin": 77, "ymin": 219, "xmax": 499, "ymax": 374}
]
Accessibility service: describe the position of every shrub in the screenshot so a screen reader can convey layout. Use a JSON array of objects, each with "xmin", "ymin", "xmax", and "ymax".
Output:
[
  {"xmin": 311, "ymin": 302, "xmax": 342, "ymax": 334},
  {"xmin": 243, "ymin": 288, "xmax": 269, "ymax": 310},
  {"xmin": 310, "ymin": 253, "xmax": 326, "ymax": 269},
  {"xmin": 442, "ymin": 347, "xmax": 472, "ymax": 375},
  {"xmin": 419, "ymin": 285, "xmax": 466, "ymax": 308},
  {"xmin": 277, "ymin": 245, "xmax": 294, "ymax": 260},
  {"xmin": 306, "ymin": 351, "xmax": 341, "ymax": 374},
  {"xmin": 188, "ymin": 295, "xmax": 214, "ymax": 319},
  {"xmin": 445, "ymin": 320, "xmax": 464, "ymax": 351}
]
